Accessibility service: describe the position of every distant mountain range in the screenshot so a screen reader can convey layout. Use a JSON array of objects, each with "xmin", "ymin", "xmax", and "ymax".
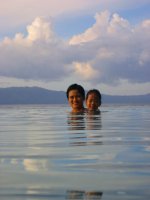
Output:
[{"xmin": 0, "ymin": 87, "xmax": 149, "ymax": 104}]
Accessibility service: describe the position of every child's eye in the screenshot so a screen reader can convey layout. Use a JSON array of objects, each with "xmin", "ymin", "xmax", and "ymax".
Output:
[{"xmin": 89, "ymin": 99, "xmax": 94, "ymax": 102}]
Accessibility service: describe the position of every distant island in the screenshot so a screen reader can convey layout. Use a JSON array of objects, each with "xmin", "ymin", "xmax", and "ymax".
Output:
[{"xmin": 0, "ymin": 87, "xmax": 149, "ymax": 105}]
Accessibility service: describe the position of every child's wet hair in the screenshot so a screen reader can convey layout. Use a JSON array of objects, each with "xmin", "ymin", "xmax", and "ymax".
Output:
[{"xmin": 86, "ymin": 89, "xmax": 101, "ymax": 106}]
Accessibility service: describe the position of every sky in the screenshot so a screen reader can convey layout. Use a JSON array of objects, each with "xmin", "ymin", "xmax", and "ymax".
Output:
[{"xmin": 0, "ymin": 0, "xmax": 150, "ymax": 95}]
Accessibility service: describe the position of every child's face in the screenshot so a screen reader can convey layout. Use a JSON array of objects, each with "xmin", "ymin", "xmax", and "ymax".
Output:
[
  {"xmin": 68, "ymin": 89, "xmax": 84, "ymax": 112},
  {"xmin": 86, "ymin": 93, "xmax": 100, "ymax": 111}
]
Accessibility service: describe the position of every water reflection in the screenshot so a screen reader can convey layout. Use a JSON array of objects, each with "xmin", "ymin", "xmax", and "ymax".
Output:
[
  {"xmin": 66, "ymin": 190, "xmax": 103, "ymax": 199},
  {"xmin": 86, "ymin": 111, "xmax": 102, "ymax": 130},
  {"xmin": 67, "ymin": 112, "xmax": 102, "ymax": 146},
  {"xmin": 65, "ymin": 111, "xmax": 104, "ymax": 190},
  {"xmin": 67, "ymin": 113, "xmax": 86, "ymax": 130},
  {"xmin": 23, "ymin": 159, "xmax": 48, "ymax": 172},
  {"xmin": 67, "ymin": 112, "xmax": 102, "ymax": 130},
  {"xmin": 1, "ymin": 105, "xmax": 150, "ymax": 200}
]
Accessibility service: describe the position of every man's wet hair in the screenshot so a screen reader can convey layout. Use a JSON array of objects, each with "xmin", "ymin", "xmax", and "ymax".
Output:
[{"xmin": 66, "ymin": 84, "xmax": 85, "ymax": 100}]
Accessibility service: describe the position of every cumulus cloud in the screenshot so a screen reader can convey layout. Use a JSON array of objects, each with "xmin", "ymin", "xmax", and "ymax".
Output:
[
  {"xmin": 69, "ymin": 11, "xmax": 150, "ymax": 84},
  {"xmin": 0, "ymin": 0, "xmax": 100, "ymax": 32},
  {"xmin": 1, "ymin": 0, "xmax": 149, "ymax": 35},
  {"xmin": 0, "ymin": 17, "xmax": 72, "ymax": 80},
  {"xmin": 26, "ymin": 17, "xmax": 54, "ymax": 42},
  {"xmin": 0, "ymin": 11, "xmax": 150, "ymax": 86},
  {"xmin": 73, "ymin": 62, "xmax": 99, "ymax": 80}
]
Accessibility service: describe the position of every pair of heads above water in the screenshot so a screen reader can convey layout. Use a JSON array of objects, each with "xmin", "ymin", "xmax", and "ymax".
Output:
[{"xmin": 66, "ymin": 83, "xmax": 101, "ymax": 114}]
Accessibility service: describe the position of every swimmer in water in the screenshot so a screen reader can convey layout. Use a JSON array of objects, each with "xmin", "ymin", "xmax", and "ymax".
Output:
[
  {"xmin": 66, "ymin": 83, "xmax": 86, "ymax": 113},
  {"xmin": 86, "ymin": 89, "xmax": 101, "ymax": 114}
]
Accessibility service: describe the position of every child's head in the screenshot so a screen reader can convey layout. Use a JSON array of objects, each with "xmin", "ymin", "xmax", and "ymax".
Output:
[
  {"xmin": 66, "ymin": 83, "xmax": 85, "ymax": 112},
  {"xmin": 86, "ymin": 89, "xmax": 101, "ymax": 111}
]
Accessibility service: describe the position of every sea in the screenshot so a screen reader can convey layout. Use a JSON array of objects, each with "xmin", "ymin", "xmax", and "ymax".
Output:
[{"xmin": 0, "ymin": 104, "xmax": 150, "ymax": 200}]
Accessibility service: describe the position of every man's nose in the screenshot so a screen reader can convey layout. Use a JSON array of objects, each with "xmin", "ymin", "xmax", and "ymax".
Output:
[{"xmin": 73, "ymin": 97, "xmax": 78, "ymax": 101}]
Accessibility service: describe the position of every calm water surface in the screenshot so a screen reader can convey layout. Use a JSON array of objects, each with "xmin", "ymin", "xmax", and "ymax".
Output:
[{"xmin": 0, "ymin": 104, "xmax": 150, "ymax": 200}]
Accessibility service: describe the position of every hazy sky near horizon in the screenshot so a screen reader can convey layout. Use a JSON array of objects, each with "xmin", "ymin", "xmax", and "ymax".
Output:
[{"xmin": 0, "ymin": 0, "xmax": 150, "ymax": 95}]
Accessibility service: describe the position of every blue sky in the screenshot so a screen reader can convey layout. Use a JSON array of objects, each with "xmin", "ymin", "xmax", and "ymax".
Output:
[
  {"xmin": 54, "ymin": 3, "xmax": 150, "ymax": 38},
  {"xmin": 0, "ymin": 0, "xmax": 150, "ymax": 95}
]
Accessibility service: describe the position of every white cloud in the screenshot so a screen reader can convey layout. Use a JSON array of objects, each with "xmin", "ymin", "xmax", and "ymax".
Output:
[
  {"xmin": 0, "ymin": 11, "xmax": 150, "ymax": 91},
  {"xmin": 69, "ymin": 10, "xmax": 132, "ymax": 44},
  {"xmin": 73, "ymin": 62, "xmax": 99, "ymax": 80},
  {"xmin": 0, "ymin": 17, "xmax": 71, "ymax": 80},
  {"xmin": 69, "ymin": 11, "xmax": 110, "ymax": 44},
  {"xmin": 69, "ymin": 11, "xmax": 150, "ymax": 84},
  {"xmin": 0, "ymin": 0, "xmax": 100, "ymax": 32},
  {"xmin": 26, "ymin": 17, "xmax": 54, "ymax": 42},
  {"xmin": 0, "ymin": 0, "xmax": 149, "ymax": 33}
]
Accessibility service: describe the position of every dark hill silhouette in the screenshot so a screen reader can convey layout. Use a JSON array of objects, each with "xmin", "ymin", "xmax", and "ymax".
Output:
[
  {"xmin": 102, "ymin": 93, "xmax": 150, "ymax": 104},
  {"xmin": 0, "ymin": 87, "xmax": 149, "ymax": 104},
  {"xmin": 0, "ymin": 87, "xmax": 67, "ymax": 104}
]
